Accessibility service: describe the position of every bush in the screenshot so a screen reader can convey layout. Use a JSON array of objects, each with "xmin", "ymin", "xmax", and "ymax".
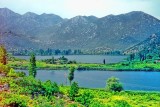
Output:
[
  {"xmin": 17, "ymin": 71, "xmax": 26, "ymax": 77},
  {"xmin": 76, "ymin": 91, "xmax": 94, "ymax": 107},
  {"xmin": 7, "ymin": 68, "xmax": 25, "ymax": 77},
  {"xmin": 42, "ymin": 80, "xmax": 59, "ymax": 98},
  {"xmin": 0, "ymin": 63, "xmax": 10, "ymax": 74},
  {"xmin": 32, "ymin": 96, "xmax": 53, "ymax": 107},
  {"xmin": 16, "ymin": 76, "xmax": 42, "ymax": 94},
  {"xmin": 106, "ymin": 77, "xmax": 123, "ymax": 92},
  {"xmin": 69, "ymin": 82, "xmax": 79, "ymax": 100},
  {"xmin": 4, "ymin": 94, "xmax": 28, "ymax": 107}
]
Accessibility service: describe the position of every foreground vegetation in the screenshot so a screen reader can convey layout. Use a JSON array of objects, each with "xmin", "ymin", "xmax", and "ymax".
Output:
[
  {"xmin": 0, "ymin": 68, "xmax": 160, "ymax": 107},
  {"xmin": 0, "ymin": 45, "xmax": 160, "ymax": 106}
]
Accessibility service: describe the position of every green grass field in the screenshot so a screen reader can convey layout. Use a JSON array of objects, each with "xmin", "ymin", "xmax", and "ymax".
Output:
[{"xmin": 7, "ymin": 59, "xmax": 160, "ymax": 71}]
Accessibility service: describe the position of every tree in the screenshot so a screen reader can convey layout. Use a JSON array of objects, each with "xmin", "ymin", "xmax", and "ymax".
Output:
[
  {"xmin": 0, "ymin": 45, "xmax": 7, "ymax": 65},
  {"xmin": 103, "ymin": 59, "xmax": 105, "ymax": 64},
  {"xmin": 69, "ymin": 82, "xmax": 79, "ymax": 100},
  {"xmin": 129, "ymin": 53, "xmax": 135, "ymax": 61},
  {"xmin": 52, "ymin": 56, "xmax": 55, "ymax": 64},
  {"xmin": 68, "ymin": 66, "xmax": 75, "ymax": 85},
  {"xmin": 29, "ymin": 53, "xmax": 37, "ymax": 78},
  {"xmin": 106, "ymin": 77, "xmax": 123, "ymax": 92}
]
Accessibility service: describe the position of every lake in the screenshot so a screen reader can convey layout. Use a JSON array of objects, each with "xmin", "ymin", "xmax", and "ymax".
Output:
[
  {"xmin": 14, "ymin": 55, "xmax": 126, "ymax": 64},
  {"xmin": 18, "ymin": 70, "xmax": 160, "ymax": 91}
]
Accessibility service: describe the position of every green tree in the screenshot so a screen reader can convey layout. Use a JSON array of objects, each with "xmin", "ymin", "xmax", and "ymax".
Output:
[
  {"xmin": 69, "ymin": 82, "xmax": 79, "ymax": 100},
  {"xmin": 68, "ymin": 66, "xmax": 75, "ymax": 85},
  {"xmin": 106, "ymin": 77, "xmax": 123, "ymax": 92},
  {"xmin": 52, "ymin": 56, "xmax": 55, "ymax": 64},
  {"xmin": 103, "ymin": 59, "xmax": 105, "ymax": 64},
  {"xmin": 0, "ymin": 45, "xmax": 7, "ymax": 65},
  {"xmin": 29, "ymin": 53, "xmax": 37, "ymax": 78}
]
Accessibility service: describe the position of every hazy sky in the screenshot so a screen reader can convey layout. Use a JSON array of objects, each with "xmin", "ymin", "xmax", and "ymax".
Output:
[{"xmin": 0, "ymin": 0, "xmax": 160, "ymax": 19}]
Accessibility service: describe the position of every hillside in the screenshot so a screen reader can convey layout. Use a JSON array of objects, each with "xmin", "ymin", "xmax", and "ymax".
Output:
[
  {"xmin": 0, "ymin": 8, "xmax": 160, "ymax": 50},
  {"xmin": 124, "ymin": 32, "xmax": 160, "ymax": 55}
]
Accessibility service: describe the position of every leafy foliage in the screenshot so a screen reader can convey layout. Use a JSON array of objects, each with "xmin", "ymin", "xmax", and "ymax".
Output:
[
  {"xmin": 1, "ymin": 46, "xmax": 160, "ymax": 107},
  {"xmin": 113, "ymin": 100, "xmax": 131, "ymax": 107},
  {"xmin": 69, "ymin": 82, "xmax": 79, "ymax": 100},
  {"xmin": 7, "ymin": 68, "xmax": 26, "ymax": 77},
  {"xmin": 76, "ymin": 91, "xmax": 94, "ymax": 107},
  {"xmin": 29, "ymin": 53, "xmax": 37, "ymax": 77},
  {"xmin": 106, "ymin": 77, "xmax": 123, "ymax": 92},
  {"xmin": 68, "ymin": 66, "xmax": 75, "ymax": 85},
  {"xmin": 7, "ymin": 68, "xmax": 18, "ymax": 77},
  {"xmin": 0, "ymin": 45, "xmax": 7, "ymax": 65},
  {"xmin": 42, "ymin": 80, "xmax": 59, "ymax": 98},
  {"xmin": 3, "ymin": 93, "xmax": 28, "ymax": 107},
  {"xmin": 0, "ymin": 63, "xmax": 10, "ymax": 74}
]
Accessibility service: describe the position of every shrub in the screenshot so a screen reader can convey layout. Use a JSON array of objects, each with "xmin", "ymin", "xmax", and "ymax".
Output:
[
  {"xmin": 0, "ymin": 63, "xmax": 10, "ymax": 74},
  {"xmin": 4, "ymin": 94, "xmax": 27, "ymax": 107},
  {"xmin": 106, "ymin": 77, "xmax": 123, "ymax": 92},
  {"xmin": 76, "ymin": 91, "xmax": 94, "ymax": 107},
  {"xmin": 17, "ymin": 71, "xmax": 26, "ymax": 77},
  {"xmin": 7, "ymin": 68, "xmax": 18, "ymax": 77},
  {"xmin": 69, "ymin": 82, "xmax": 79, "ymax": 100},
  {"xmin": 42, "ymin": 80, "xmax": 59, "ymax": 98},
  {"xmin": 32, "ymin": 96, "xmax": 53, "ymax": 107}
]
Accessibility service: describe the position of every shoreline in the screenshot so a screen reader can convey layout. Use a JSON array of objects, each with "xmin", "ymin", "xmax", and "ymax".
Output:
[{"xmin": 13, "ymin": 66, "xmax": 160, "ymax": 72}]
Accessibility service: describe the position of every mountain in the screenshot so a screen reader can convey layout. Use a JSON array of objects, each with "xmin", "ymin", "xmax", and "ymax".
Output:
[
  {"xmin": 0, "ymin": 8, "xmax": 160, "ymax": 50},
  {"xmin": 124, "ymin": 32, "xmax": 160, "ymax": 55},
  {"xmin": 0, "ymin": 31, "xmax": 39, "ymax": 50}
]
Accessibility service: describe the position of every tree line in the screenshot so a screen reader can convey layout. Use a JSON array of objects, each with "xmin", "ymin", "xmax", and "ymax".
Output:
[{"xmin": 8, "ymin": 48, "xmax": 122, "ymax": 56}]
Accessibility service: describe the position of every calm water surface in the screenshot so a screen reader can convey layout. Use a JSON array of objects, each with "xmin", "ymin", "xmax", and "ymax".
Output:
[
  {"xmin": 16, "ymin": 55, "xmax": 160, "ymax": 91},
  {"xmin": 19, "ymin": 70, "xmax": 160, "ymax": 91},
  {"xmin": 15, "ymin": 55, "xmax": 126, "ymax": 63}
]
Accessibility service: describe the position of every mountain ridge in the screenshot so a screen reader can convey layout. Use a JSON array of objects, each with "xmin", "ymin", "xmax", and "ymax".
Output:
[{"xmin": 0, "ymin": 8, "xmax": 160, "ymax": 51}]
